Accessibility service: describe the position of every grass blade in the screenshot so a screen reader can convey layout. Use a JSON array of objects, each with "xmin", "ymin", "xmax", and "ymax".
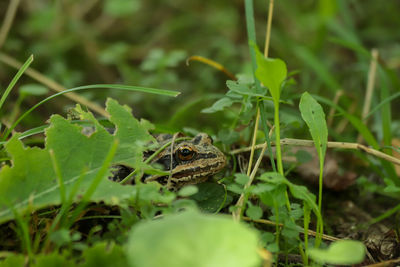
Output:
[
  {"xmin": 0, "ymin": 55, "xmax": 33, "ymax": 111},
  {"xmin": 2, "ymin": 84, "xmax": 180, "ymax": 141}
]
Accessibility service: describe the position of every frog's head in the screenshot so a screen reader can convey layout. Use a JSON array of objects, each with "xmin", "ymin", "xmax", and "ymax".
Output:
[{"xmin": 147, "ymin": 133, "xmax": 226, "ymax": 189}]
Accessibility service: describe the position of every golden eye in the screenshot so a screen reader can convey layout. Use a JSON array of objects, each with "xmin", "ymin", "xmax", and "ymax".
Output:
[{"xmin": 177, "ymin": 145, "xmax": 195, "ymax": 161}]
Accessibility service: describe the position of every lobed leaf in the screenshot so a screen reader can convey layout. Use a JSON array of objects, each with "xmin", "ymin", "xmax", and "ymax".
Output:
[{"xmin": 0, "ymin": 98, "xmax": 153, "ymax": 223}]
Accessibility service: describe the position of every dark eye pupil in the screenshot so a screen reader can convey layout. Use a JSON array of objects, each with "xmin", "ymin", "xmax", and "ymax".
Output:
[{"xmin": 181, "ymin": 148, "xmax": 192, "ymax": 156}]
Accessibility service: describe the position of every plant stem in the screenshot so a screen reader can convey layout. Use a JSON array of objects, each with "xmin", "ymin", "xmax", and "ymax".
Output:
[
  {"xmin": 274, "ymin": 102, "xmax": 283, "ymax": 175},
  {"xmin": 315, "ymin": 162, "xmax": 324, "ymax": 247},
  {"xmin": 264, "ymin": 0, "xmax": 274, "ymax": 56},
  {"xmin": 247, "ymin": 102, "xmax": 260, "ymax": 176}
]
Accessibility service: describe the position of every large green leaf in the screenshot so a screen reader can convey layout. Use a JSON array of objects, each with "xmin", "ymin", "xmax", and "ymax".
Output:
[
  {"xmin": 126, "ymin": 210, "xmax": 261, "ymax": 267},
  {"xmin": 0, "ymin": 98, "xmax": 153, "ymax": 223}
]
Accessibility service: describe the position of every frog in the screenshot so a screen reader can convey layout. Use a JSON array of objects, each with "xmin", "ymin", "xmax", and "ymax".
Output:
[{"xmin": 111, "ymin": 133, "xmax": 226, "ymax": 190}]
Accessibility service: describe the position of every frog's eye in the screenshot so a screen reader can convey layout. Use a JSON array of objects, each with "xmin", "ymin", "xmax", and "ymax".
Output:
[{"xmin": 177, "ymin": 145, "xmax": 195, "ymax": 161}]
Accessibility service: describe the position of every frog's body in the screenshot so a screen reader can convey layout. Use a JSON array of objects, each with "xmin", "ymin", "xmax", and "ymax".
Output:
[{"xmin": 112, "ymin": 133, "xmax": 226, "ymax": 190}]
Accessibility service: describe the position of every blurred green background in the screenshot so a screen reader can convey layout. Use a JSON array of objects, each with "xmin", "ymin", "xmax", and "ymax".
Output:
[{"xmin": 0, "ymin": 0, "xmax": 399, "ymax": 136}]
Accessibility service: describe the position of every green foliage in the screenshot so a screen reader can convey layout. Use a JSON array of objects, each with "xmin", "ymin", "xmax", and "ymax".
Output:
[
  {"xmin": 254, "ymin": 44, "xmax": 287, "ymax": 175},
  {"xmin": 0, "ymin": 254, "xmax": 25, "ymax": 267},
  {"xmin": 299, "ymin": 92, "xmax": 328, "ymax": 162},
  {"xmin": 80, "ymin": 242, "xmax": 129, "ymax": 267},
  {"xmin": 31, "ymin": 253, "xmax": 74, "ymax": 267},
  {"xmin": 0, "ymin": 55, "xmax": 33, "ymax": 111},
  {"xmin": 1, "ymin": 0, "xmax": 399, "ymax": 266},
  {"xmin": 0, "ymin": 99, "xmax": 153, "ymax": 223},
  {"xmin": 254, "ymin": 46, "xmax": 287, "ymax": 103},
  {"xmin": 308, "ymin": 240, "xmax": 366, "ymax": 265},
  {"xmin": 201, "ymin": 97, "xmax": 233, "ymax": 113},
  {"xmin": 189, "ymin": 183, "xmax": 227, "ymax": 213},
  {"xmin": 126, "ymin": 210, "xmax": 261, "ymax": 267},
  {"xmin": 258, "ymin": 172, "xmax": 321, "ymax": 223},
  {"xmin": 0, "ymin": 242, "xmax": 128, "ymax": 267},
  {"xmin": 103, "ymin": 0, "xmax": 141, "ymax": 17},
  {"xmin": 299, "ymin": 92, "xmax": 328, "ymax": 245}
]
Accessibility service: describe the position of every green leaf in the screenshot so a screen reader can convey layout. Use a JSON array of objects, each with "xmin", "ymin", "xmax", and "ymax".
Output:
[
  {"xmin": 31, "ymin": 253, "xmax": 73, "ymax": 267},
  {"xmin": 246, "ymin": 203, "xmax": 263, "ymax": 220},
  {"xmin": 126, "ymin": 210, "xmax": 261, "ymax": 267},
  {"xmin": 312, "ymin": 94, "xmax": 379, "ymax": 148},
  {"xmin": 190, "ymin": 182, "xmax": 226, "ymax": 213},
  {"xmin": 0, "ymin": 98, "xmax": 154, "ymax": 223},
  {"xmin": 81, "ymin": 242, "xmax": 129, "ymax": 267},
  {"xmin": 308, "ymin": 240, "xmax": 366, "ymax": 265},
  {"xmin": 19, "ymin": 84, "xmax": 49, "ymax": 96},
  {"xmin": 383, "ymin": 178, "xmax": 400, "ymax": 193},
  {"xmin": 201, "ymin": 97, "xmax": 234, "ymax": 113},
  {"xmin": 0, "ymin": 254, "xmax": 25, "ymax": 267},
  {"xmin": 226, "ymin": 80, "xmax": 271, "ymax": 99},
  {"xmin": 235, "ymin": 173, "xmax": 250, "ymax": 186},
  {"xmin": 178, "ymin": 185, "xmax": 198, "ymax": 197},
  {"xmin": 48, "ymin": 229, "xmax": 72, "ymax": 247},
  {"xmin": 104, "ymin": 0, "xmax": 140, "ymax": 17},
  {"xmin": 254, "ymin": 46, "xmax": 287, "ymax": 102},
  {"xmin": 259, "ymin": 183, "xmax": 287, "ymax": 208},
  {"xmin": 299, "ymin": 92, "xmax": 328, "ymax": 161},
  {"xmin": 258, "ymin": 172, "xmax": 322, "ymax": 223}
]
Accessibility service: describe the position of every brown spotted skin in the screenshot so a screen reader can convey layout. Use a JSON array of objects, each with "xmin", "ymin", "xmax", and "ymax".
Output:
[{"xmin": 145, "ymin": 133, "xmax": 226, "ymax": 190}]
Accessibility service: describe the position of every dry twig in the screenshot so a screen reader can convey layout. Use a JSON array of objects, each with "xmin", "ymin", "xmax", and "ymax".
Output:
[{"xmin": 230, "ymin": 138, "xmax": 400, "ymax": 166}]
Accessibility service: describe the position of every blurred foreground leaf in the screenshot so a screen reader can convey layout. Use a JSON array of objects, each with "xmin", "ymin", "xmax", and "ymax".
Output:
[
  {"xmin": 126, "ymin": 210, "xmax": 261, "ymax": 267},
  {"xmin": 308, "ymin": 240, "xmax": 366, "ymax": 265}
]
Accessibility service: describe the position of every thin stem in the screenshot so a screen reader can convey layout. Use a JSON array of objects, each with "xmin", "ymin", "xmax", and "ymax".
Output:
[
  {"xmin": 264, "ymin": 0, "xmax": 274, "ymax": 56},
  {"xmin": 274, "ymin": 103, "xmax": 283, "ymax": 174},
  {"xmin": 0, "ymin": 0, "xmax": 21, "ymax": 49},
  {"xmin": 233, "ymin": 142, "xmax": 268, "ymax": 221},
  {"xmin": 230, "ymin": 138, "xmax": 400, "ymax": 167},
  {"xmin": 242, "ymin": 216, "xmax": 340, "ymax": 242},
  {"xmin": 357, "ymin": 48, "xmax": 379, "ymax": 143},
  {"xmin": 247, "ymin": 103, "xmax": 260, "ymax": 176},
  {"xmin": 316, "ymin": 160, "xmax": 324, "ymax": 247}
]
